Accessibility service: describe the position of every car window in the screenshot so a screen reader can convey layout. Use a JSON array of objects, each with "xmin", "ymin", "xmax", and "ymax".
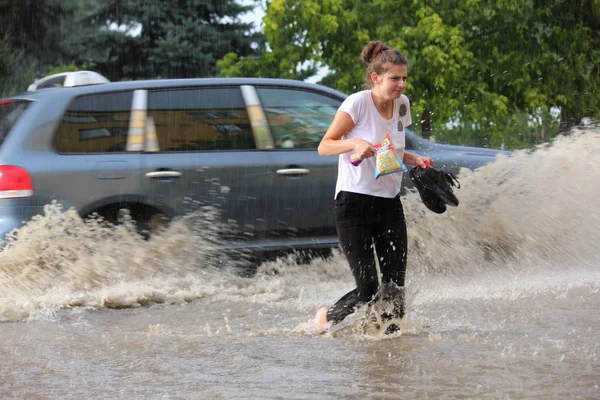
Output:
[
  {"xmin": 255, "ymin": 87, "xmax": 340, "ymax": 149},
  {"xmin": 54, "ymin": 91, "xmax": 133, "ymax": 153},
  {"xmin": 147, "ymin": 87, "xmax": 255, "ymax": 151},
  {"xmin": 0, "ymin": 99, "xmax": 32, "ymax": 146}
]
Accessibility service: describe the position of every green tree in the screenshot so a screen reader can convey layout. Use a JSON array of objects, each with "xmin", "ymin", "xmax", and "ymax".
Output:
[
  {"xmin": 444, "ymin": 0, "xmax": 600, "ymax": 142},
  {"xmin": 218, "ymin": 0, "xmax": 600, "ymax": 148},
  {"xmin": 532, "ymin": 0, "xmax": 600, "ymax": 132},
  {"xmin": 74, "ymin": 0, "xmax": 265, "ymax": 80},
  {"xmin": 0, "ymin": 0, "xmax": 82, "ymax": 96}
]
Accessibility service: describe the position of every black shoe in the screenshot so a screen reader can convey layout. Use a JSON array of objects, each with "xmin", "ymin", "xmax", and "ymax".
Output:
[{"xmin": 410, "ymin": 164, "xmax": 460, "ymax": 213}]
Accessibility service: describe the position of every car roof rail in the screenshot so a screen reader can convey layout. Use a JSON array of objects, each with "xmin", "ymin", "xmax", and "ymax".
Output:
[{"xmin": 27, "ymin": 71, "xmax": 110, "ymax": 92}]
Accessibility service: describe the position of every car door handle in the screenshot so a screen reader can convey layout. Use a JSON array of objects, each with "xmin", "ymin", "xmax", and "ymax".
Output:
[
  {"xmin": 145, "ymin": 171, "xmax": 182, "ymax": 178},
  {"xmin": 276, "ymin": 168, "xmax": 310, "ymax": 176}
]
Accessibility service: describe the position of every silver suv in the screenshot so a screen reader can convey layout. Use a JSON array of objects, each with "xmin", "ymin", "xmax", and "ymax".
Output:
[{"xmin": 0, "ymin": 73, "xmax": 503, "ymax": 254}]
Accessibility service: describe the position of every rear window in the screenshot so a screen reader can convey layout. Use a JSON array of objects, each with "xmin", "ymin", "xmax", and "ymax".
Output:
[
  {"xmin": 53, "ymin": 91, "xmax": 133, "ymax": 153},
  {"xmin": 0, "ymin": 99, "xmax": 32, "ymax": 145}
]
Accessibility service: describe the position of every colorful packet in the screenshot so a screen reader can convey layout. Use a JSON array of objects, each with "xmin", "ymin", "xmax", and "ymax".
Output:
[
  {"xmin": 374, "ymin": 132, "xmax": 407, "ymax": 179},
  {"xmin": 349, "ymin": 153, "xmax": 364, "ymax": 166}
]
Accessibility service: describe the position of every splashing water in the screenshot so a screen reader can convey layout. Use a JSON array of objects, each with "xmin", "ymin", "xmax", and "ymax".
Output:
[
  {"xmin": 0, "ymin": 129, "xmax": 598, "ymax": 327},
  {"xmin": 0, "ymin": 203, "xmax": 247, "ymax": 321},
  {"xmin": 408, "ymin": 130, "xmax": 599, "ymax": 272},
  {"xmin": 1, "ymin": 131, "xmax": 599, "ymax": 400},
  {"xmin": 401, "ymin": 129, "xmax": 600, "ymax": 311}
]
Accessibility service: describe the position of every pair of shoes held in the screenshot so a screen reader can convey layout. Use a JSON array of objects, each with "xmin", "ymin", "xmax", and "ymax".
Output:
[{"xmin": 409, "ymin": 161, "xmax": 460, "ymax": 214}]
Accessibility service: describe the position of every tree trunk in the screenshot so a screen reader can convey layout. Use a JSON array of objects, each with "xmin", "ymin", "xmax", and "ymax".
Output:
[
  {"xmin": 421, "ymin": 108, "xmax": 432, "ymax": 139},
  {"xmin": 558, "ymin": 108, "xmax": 582, "ymax": 135}
]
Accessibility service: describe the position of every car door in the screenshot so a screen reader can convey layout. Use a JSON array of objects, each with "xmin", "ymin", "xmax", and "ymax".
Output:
[
  {"xmin": 142, "ymin": 85, "xmax": 273, "ymax": 243},
  {"xmin": 48, "ymin": 90, "xmax": 144, "ymax": 216},
  {"xmin": 252, "ymin": 85, "xmax": 341, "ymax": 243}
]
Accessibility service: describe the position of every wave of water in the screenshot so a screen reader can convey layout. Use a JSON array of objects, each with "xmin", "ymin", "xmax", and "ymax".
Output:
[{"xmin": 0, "ymin": 129, "xmax": 598, "ymax": 324}]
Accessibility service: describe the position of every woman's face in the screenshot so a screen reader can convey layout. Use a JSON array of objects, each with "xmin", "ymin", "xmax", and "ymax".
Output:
[{"xmin": 372, "ymin": 63, "xmax": 408, "ymax": 100}]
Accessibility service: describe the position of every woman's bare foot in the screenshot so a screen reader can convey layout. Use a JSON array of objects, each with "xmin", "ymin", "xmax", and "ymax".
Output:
[{"xmin": 314, "ymin": 307, "xmax": 328, "ymax": 325}]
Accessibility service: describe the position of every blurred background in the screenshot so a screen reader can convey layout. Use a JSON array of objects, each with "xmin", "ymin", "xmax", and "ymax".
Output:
[{"xmin": 1, "ymin": 0, "xmax": 598, "ymax": 150}]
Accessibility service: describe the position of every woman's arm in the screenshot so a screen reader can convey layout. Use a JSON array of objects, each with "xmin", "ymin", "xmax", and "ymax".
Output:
[
  {"xmin": 403, "ymin": 151, "xmax": 433, "ymax": 168},
  {"xmin": 318, "ymin": 111, "xmax": 376, "ymax": 158}
]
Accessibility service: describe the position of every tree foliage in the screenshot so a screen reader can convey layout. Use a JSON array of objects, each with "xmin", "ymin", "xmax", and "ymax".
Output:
[
  {"xmin": 0, "ymin": 0, "xmax": 265, "ymax": 94},
  {"xmin": 218, "ymin": 0, "xmax": 600, "ymax": 148},
  {"xmin": 76, "ymin": 0, "xmax": 265, "ymax": 80},
  {"xmin": 1, "ymin": 0, "xmax": 597, "ymax": 149},
  {"xmin": 0, "ymin": 0, "xmax": 81, "ymax": 96}
]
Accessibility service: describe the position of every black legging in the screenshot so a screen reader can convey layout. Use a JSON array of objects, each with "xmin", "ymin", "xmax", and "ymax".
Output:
[{"xmin": 327, "ymin": 191, "xmax": 407, "ymax": 324}]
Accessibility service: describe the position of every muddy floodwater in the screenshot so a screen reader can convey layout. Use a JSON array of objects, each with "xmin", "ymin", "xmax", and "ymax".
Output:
[{"xmin": 1, "ymin": 131, "xmax": 599, "ymax": 399}]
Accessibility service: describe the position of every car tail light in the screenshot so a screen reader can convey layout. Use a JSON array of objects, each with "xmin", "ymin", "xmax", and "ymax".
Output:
[{"xmin": 0, "ymin": 165, "xmax": 34, "ymax": 199}]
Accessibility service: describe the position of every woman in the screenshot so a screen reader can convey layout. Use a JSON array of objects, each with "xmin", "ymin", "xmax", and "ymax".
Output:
[{"xmin": 315, "ymin": 40, "xmax": 432, "ymax": 330}]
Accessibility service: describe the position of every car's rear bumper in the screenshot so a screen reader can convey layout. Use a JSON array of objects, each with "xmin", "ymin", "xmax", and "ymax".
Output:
[{"xmin": 0, "ymin": 201, "xmax": 48, "ymax": 244}]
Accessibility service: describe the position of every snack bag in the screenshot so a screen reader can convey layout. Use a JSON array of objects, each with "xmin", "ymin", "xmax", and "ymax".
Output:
[
  {"xmin": 349, "ymin": 153, "xmax": 364, "ymax": 166},
  {"xmin": 374, "ymin": 132, "xmax": 407, "ymax": 179}
]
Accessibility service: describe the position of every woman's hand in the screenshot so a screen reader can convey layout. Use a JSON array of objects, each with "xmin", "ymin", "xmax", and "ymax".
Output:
[
  {"xmin": 353, "ymin": 138, "xmax": 377, "ymax": 159},
  {"xmin": 405, "ymin": 152, "xmax": 433, "ymax": 168},
  {"xmin": 416, "ymin": 156, "xmax": 433, "ymax": 168}
]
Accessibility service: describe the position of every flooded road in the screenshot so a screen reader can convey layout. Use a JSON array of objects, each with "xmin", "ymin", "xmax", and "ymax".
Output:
[{"xmin": 1, "ymin": 131, "xmax": 599, "ymax": 399}]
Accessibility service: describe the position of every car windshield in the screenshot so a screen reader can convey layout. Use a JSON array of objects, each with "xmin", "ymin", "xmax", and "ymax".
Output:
[{"xmin": 0, "ymin": 99, "xmax": 32, "ymax": 146}]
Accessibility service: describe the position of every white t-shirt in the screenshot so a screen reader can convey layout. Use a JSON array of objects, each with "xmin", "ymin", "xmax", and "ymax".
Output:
[{"xmin": 334, "ymin": 90, "xmax": 412, "ymax": 199}]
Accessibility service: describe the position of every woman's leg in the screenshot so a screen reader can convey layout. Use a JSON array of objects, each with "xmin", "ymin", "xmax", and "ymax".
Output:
[
  {"xmin": 325, "ymin": 288, "xmax": 357, "ymax": 323},
  {"xmin": 337, "ymin": 218, "xmax": 380, "ymax": 303},
  {"xmin": 372, "ymin": 198, "xmax": 408, "ymax": 323},
  {"xmin": 320, "ymin": 192, "xmax": 379, "ymax": 325},
  {"xmin": 325, "ymin": 218, "xmax": 379, "ymax": 324},
  {"xmin": 374, "ymin": 198, "xmax": 407, "ymax": 287}
]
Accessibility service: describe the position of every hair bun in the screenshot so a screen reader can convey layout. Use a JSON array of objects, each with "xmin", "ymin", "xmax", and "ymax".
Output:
[{"xmin": 360, "ymin": 41, "xmax": 390, "ymax": 64}]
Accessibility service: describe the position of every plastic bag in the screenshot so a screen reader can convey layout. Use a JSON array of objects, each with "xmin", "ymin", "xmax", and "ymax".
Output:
[
  {"xmin": 348, "ymin": 132, "xmax": 407, "ymax": 177},
  {"xmin": 374, "ymin": 132, "xmax": 406, "ymax": 179}
]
